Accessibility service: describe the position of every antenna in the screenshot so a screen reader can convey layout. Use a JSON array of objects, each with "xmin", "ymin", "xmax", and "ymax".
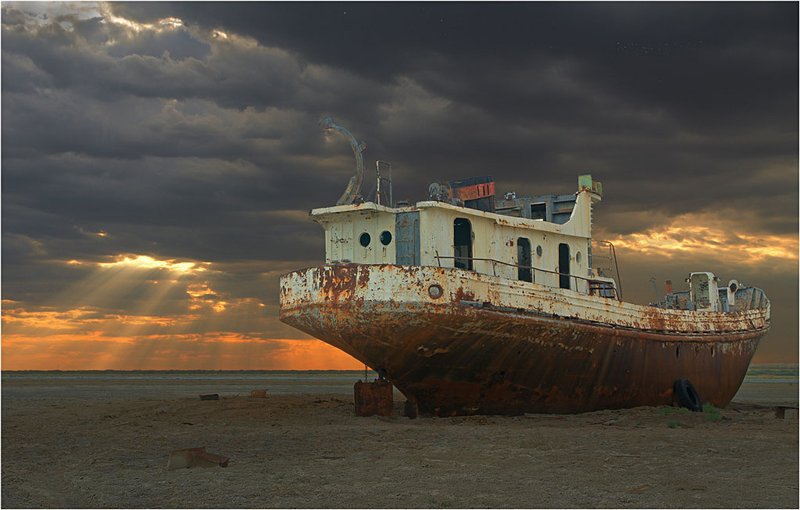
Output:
[
  {"xmin": 375, "ymin": 160, "xmax": 393, "ymax": 207},
  {"xmin": 649, "ymin": 276, "xmax": 659, "ymax": 305},
  {"xmin": 376, "ymin": 161, "xmax": 381, "ymax": 206}
]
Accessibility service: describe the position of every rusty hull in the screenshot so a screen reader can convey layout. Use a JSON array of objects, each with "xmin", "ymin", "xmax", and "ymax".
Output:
[{"xmin": 279, "ymin": 264, "xmax": 769, "ymax": 416}]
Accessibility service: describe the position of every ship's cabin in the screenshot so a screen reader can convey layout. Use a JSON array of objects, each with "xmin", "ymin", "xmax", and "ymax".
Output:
[{"xmin": 311, "ymin": 175, "xmax": 622, "ymax": 299}]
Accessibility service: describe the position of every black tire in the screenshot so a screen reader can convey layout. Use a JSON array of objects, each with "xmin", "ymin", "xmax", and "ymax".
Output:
[{"xmin": 673, "ymin": 378, "xmax": 702, "ymax": 412}]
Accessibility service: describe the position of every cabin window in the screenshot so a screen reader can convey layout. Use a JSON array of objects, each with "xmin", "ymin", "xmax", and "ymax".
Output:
[
  {"xmin": 531, "ymin": 203, "xmax": 547, "ymax": 220},
  {"xmin": 359, "ymin": 232, "xmax": 371, "ymax": 247},
  {"xmin": 558, "ymin": 243, "xmax": 571, "ymax": 289},
  {"xmin": 517, "ymin": 238, "xmax": 532, "ymax": 282},
  {"xmin": 536, "ymin": 245, "xmax": 543, "ymax": 257},
  {"xmin": 380, "ymin": 231, "xmax": 392, "ymax": 245},
  {"xmin": 454, "ymin": 218, "xmax": 473, "ymax": 270}
]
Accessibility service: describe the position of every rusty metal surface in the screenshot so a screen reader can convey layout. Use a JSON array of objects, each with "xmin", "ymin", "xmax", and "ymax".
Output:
[
  {"xmin": 279, "ymin": 264, "xmax": 769, "ymax": 416},
  {"xmin": 353, "ymin": 380, "xmax": 393, "ymax": 417}
]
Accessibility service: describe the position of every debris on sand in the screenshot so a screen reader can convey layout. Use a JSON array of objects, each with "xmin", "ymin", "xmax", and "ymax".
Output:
[{"xmin": 167, "ymin": 447, "xmax": 229, "ymax": 470}]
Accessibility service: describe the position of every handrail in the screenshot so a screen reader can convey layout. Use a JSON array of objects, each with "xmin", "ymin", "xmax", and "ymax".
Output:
[
  {"xmin": 435, "ymin": 254, "xmax": 620, "ymax": 300},
  {"xmin": 592, "ymin": 240, "xmax": 623, "ymax": 299},
  {"xmin": 434, "ymin": 255, "xmax": 602, "ymax": 285}
]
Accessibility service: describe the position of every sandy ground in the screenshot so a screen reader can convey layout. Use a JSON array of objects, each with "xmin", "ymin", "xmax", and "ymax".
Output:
[{"xmin": 1, "ymin": 379, "xmax": 797, "ymax": 508}]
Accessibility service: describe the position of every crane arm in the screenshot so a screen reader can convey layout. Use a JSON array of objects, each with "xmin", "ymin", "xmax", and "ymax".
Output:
[{"xmin": 319, "ymin": 116, "xmax": 365, "ymax": 206}]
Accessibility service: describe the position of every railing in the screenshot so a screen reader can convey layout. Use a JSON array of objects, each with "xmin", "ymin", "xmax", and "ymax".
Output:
[
  {"xmin": 591, "ymin": 240, "xmax": 623, "ymax": 299},
  {"xmin": 434, "ymin": 254, "xmax": 618, "ymax": 299},
  {"xmin": 588, "ymin": 280, "xmax": 618, "ymax": 300}
]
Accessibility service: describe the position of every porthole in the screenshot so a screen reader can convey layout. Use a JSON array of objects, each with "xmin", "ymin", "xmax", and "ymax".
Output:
[
  {"xmin": 359, "ymin": 232, "xmax": 371, "ymax": 247},
  {"xmin": 576, "ymin": 251, "xmax": 582, "ymax": 263},
  {"xmin": 380, "ymin": 231, "xmax": 392, "ymax": 245},
  {"xmin": 428, "ymin": 284, "xmax": 443, "ymax": 299},
  {"xmin": 536, "ymin": 245, "xmax": 543, "ymax": 257}
]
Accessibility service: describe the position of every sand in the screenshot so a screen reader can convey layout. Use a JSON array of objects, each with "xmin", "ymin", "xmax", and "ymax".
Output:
[{"xmin": 1, "ymin": 378, "xmax": 797, "ymax": 508}]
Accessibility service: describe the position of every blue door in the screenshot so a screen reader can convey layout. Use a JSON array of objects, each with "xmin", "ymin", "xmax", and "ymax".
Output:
[{"xmin": 395, "ymin": 212, "xmax": 420, "ymax": 265}]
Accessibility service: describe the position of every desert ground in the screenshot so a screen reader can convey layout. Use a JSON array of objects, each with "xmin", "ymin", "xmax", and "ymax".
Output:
[{"xmin": 1, "ymin": 376, "xmax": 797, "ymax": 508}]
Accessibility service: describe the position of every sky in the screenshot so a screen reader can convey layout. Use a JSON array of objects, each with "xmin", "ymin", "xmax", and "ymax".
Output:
[{"xmin": 2, "ymin": 2, "xmax": 797, "ymax": 370}]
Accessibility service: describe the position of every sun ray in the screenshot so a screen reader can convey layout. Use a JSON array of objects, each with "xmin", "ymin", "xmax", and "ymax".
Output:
[{"xmin": 108, "ymin": 279, "xmax": 186, "ymax": 368}]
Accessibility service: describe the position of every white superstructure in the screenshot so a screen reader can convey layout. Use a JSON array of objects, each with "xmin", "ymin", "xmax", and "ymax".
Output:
[{"xmin": 311, "ymin": 175, "xmax": 610, "ymax": 295}]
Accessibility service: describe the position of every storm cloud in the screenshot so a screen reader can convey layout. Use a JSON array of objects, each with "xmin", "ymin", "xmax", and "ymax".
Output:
[{"xmin": 2, "ymin": 2, "xmax": 797, "ymax": 368}]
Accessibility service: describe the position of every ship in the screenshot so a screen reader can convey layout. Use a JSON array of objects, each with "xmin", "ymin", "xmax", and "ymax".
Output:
[{"xmin": 279, "ymin": 118, "xmax": 771, "ymax": 416}]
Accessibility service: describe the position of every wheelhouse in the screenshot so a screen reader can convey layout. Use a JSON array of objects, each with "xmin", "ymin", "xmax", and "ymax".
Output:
[{"xmin": 311, "ymin": 175, "xmax": 620, "ymax": 297}]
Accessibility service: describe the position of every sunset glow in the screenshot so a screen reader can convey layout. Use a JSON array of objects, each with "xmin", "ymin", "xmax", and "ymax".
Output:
[
  {"xmin": 99, "ymin": 4, "xmax": 183, "ymax": 34},
  {"xmin": 2, "ymin": 332, "xmax": 362, "ymax": 371},
  {"xmin": 2, "ymin": 296, "xmax": 362, "ymax": 370},
  {"xmin": 97, "ymin": 255, "xmax": 208, "ymax": 274},
  {"xmin": 603, "ymin": 215, "xmax": 798, "ymax": 264}
]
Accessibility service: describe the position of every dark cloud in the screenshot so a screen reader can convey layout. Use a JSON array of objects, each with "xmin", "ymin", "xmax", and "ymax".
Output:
[
  {"xmin": 111, "ymin": 2, "xmax": 797, "ymax": 127},
  {"xmin": 1, "ymin": 2, "xmax": 797, "ymax": 364}
]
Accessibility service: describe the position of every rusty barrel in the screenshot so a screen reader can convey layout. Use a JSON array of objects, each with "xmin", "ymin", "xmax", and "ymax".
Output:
[{"xmin": 354, "ymin": 380, "xmax": 393, "ymax": 416}]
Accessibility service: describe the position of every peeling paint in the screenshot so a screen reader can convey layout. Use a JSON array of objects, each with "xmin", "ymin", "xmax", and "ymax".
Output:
[{"xmin": 280, "ymin": 264, "xmax": 769, "ymax": 415}]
